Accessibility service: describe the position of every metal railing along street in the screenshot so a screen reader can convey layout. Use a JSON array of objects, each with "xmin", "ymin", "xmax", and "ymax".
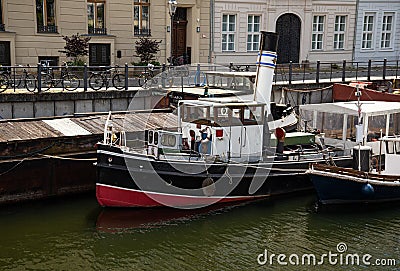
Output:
[{"xmin": 0, "ymin": 59, "xmax": 398, "ymax": 93}]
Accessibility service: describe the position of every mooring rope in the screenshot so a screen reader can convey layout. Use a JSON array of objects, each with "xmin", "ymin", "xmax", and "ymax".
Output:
[
  {"xmin": 39, "ymin": 154, "xmax": 97, "ymax": 161},
  {"xmin": 0, "ymin": 158, "xmax": 28, "ymax": 177}
]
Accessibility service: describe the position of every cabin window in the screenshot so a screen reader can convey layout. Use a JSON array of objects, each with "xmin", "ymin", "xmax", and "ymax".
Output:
[
  {"xmin": 243, "ymin": 106, "xmax": 263, "ymax": 125},
  {"xmin": 318, "ymin": 112, "xmax": 344, "ymax": 140},
  {"xmin": 213, "ymin": 107, "xmax": 230, "ymax": 127},
  {"xmin": 368, "ymin": 115, "xmax": 386, "ymax": 141},
  {"xmin": 154, "ymin": 132, "xmax": 158, "ymax": 145},
  {"xmin": 346, "ymin": 115, "xmax": 358, "ymax": 140},
  {"xmin": 161, "ymin": 134, "xmax": 176, "ymax": 147},
  {"xmin": 182, "ymin": 105, "xmax": 211, "ymax": 124},
  {"xmin": 148, "ymin": 130, "xmax": 153, "ymax": 144},
  {"xmin": 389, "ymin": 113, "xmax": 400, "ymax": 135}
]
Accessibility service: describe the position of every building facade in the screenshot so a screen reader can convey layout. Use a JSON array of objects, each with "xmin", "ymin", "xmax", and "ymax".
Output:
[
  {"xmin": 0, "ymin": 0, "xmax": 210, "ymax": 67},
  {"xmin": 353, "ymin": 0, "xmax": 400, "ymax": 63},
  {"xmin": 212, "ymin": 0, "xmax": 357, "ymax": 65}
]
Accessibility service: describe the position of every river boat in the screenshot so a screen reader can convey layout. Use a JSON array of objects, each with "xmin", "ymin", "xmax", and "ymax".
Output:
[
  {"xmin": 307, "ymin": 136, "xmax": 400, "ymax": 204},
  {"xmin": 308, "ymin": 84, "xmax": 400, "ymax": 204},
  {"xmin": 95, "ymin": 32, "xmax": 353, "ymax": 208},
  {"xmin": 333, "ymin": 81, "xmax": 400, "ymax": 102}
]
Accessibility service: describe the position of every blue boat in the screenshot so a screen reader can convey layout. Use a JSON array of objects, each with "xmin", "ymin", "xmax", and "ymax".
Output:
[{"xmin": 307, "ymin": 136, "xmax": 400, "ymax": 204}]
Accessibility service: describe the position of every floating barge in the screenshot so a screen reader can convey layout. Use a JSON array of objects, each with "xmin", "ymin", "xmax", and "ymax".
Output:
[{"xmin": 0, "ymin": 110, "xmax": 173, "ymax": 205}]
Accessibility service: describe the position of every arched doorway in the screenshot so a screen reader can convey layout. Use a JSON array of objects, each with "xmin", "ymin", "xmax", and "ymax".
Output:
[{"xmin": 275, "ymin": 14, "xmax": 301, "ymax": 64}]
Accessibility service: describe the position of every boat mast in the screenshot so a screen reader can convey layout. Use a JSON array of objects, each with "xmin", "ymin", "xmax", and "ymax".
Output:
[{"xmin": 355, "ymin": 85, "xmax": 362, "ymax": 171}]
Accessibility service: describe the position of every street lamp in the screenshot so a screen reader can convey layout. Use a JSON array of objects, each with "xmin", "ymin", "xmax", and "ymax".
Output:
[{"xmin": 168, "ymin": 0, "xmax": 177, "ymax": 66}]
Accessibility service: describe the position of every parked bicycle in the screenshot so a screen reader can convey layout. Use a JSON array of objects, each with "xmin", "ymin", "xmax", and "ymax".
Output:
[
  {"xmin": 138, "ymin": 64, "xmax": 158, "ymax": 88},
  {"xmin": 40, "ymin": 62, "xmax": 80, "ymax": 91},
  {"xmin": 0, "ymin": 65, "xmax": 36, "ymax": 93},
  {"xmin": 89, "ymin": 65, "xmax": 125, "ymax": 90}
]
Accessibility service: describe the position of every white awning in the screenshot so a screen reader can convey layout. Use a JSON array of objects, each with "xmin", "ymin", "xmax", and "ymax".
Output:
[{"xmin": 299, "ymin": 101, "xmax": 400, "ymax": 117}]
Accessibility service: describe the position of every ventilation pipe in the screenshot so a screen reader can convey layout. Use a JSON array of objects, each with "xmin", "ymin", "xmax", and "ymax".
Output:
[{"xmin": 254, "ymin": 31, "xmax": 279, "ymax": 116}]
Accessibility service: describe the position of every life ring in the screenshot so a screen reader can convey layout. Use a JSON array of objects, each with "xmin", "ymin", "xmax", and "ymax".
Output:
[
  {"xmin": 202, "ymin": 177, "xmax": 216, "ymax": 196},
  {"xmin": 371, "ymin": 157, "xmax": 379, "ymax": 169}
]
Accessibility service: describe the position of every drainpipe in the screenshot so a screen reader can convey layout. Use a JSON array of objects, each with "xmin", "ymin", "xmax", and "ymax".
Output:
[
  {"xmin": 352, "ymin": 0, "xmax": 360, "ymax": 62},
  {"xmin": 209, "ymin": 0, "xmax": 215, "ymax": 63}
]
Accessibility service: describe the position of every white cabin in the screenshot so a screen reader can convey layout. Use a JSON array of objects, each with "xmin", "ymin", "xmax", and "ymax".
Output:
[{"xmin": 177, "ymin": 98, "xmax": 266, "ymax": 163}]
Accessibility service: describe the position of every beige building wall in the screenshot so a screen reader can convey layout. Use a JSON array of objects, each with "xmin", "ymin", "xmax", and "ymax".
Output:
[
  {"xmin": 213, "ymin": 0, "xmax": 267, "ymax": 65},
  {"xmin": 213, "ymin": 0, "xmax": 356, "ymax": 65},
  {"xmin": 0, "ymin": 0, "xmax": 210, "ymax": 66},
  {"xmin": 267, "ymin": 0, "xmax": 356, "ymax": 63}
]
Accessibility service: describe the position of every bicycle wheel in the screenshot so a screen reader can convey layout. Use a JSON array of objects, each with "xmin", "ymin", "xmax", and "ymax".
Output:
[
  {"xmin": 25, "ymin": 74, "xmax": 37, "ymax": 92},
  {"xmin": 138, "ymin": 74, "xmax": 148, "ymax": 88},
  {"xmin": 112, "ymin": 73, "xmax": 125, "ymax": 90},
  {"xmin": 63, "ymin": 74, "xmax": 80, "ymax": 91},
  {"xmin": 89, "ymin": 73, "xmax": 103, "ymax": 90},
  {"xmin": 40, "ymin": 74, "xmax": 53, "ymax": 91},
  {"xmin": 0, "ymin": 74, "xmax": 9, "ymax": 92}
]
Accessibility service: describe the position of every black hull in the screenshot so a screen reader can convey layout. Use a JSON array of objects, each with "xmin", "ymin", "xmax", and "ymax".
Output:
[{"xmin": 96, "ymin": 145, "xmax": 352, "ymax": 207}]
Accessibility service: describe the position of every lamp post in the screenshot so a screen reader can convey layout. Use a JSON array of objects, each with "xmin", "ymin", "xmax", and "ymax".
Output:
[{"xmin": 168, "ymin": 0, "xmax": 177, "ymax": 66}]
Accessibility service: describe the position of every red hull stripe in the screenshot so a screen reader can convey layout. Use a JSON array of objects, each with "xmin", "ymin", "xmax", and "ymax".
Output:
[{"xmin": 96, "ymin": 184, "xmax": 267, "ymax": 207}]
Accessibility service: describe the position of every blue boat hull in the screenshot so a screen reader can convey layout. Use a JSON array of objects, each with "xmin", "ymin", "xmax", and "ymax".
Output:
[{"xmin": 310, "ymin": 173, "xmax": 400, "ymax": 204}]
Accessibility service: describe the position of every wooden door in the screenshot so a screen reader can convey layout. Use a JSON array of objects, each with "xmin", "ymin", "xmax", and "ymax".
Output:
[
  {"xmin": 171, "ymin": 7, "xmax": 187, "ymax": 64},
  {"xmin": 173, "ymin": 22, "xmax": 187, "ymax": 58}
]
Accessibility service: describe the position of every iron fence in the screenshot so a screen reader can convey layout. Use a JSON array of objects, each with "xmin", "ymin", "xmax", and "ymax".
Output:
[
  {"xmin": 0, "ymin": 59, "xmax": 399, "ymax": 93},
  {"xmin": 230, "ymin": 59, "xmax": 399, "ymax": 85}
]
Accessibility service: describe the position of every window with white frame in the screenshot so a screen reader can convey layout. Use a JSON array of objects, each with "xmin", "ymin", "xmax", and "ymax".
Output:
[
  {"xmin": 334, "ymin": 15, "xmax": 346, "ymax": 50},
  {"xmin": 222, "ymin": 14, "xmax": 236, "ymax": 52},
  {"xmin": 312, "ymin": 16, "xmax": 324, "ymax": 50},
  {"xmin": 362, "ymin": 13, "xmax": 374, "ymax": 49},
  {"xmin": 247, "ymin": 15, "xmax": 260, "ymax": 51},
  {"xmin": 134, "ymin": 0, "xmax": 150, "ymax": 36},
  {"xmin": 381, "ymin": 13, "xmax": 393, "ymax": 49}
]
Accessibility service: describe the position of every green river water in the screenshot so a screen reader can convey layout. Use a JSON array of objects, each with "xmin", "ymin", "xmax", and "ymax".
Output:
[{"xmin": 0, "ymin": 193, "xmax": 399, "ymax": 270}]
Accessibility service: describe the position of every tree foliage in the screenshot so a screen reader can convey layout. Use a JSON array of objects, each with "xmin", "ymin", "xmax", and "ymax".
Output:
[
  {"xmin": 63, "ymin": 33, "xmax": 91, "ymax": 61},
  {"xmin": 135, "ymin": 37, "xmax": 161, "ymax": 64}
]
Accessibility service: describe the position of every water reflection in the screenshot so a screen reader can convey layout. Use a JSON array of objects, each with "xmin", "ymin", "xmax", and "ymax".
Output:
[
  {"xmin": 95, "ymin": 200, "xmax": 263, "ymax": 232},
  {"xmin": 0, "ymin": 195, "xmax": 399, "ymax": 270}
]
